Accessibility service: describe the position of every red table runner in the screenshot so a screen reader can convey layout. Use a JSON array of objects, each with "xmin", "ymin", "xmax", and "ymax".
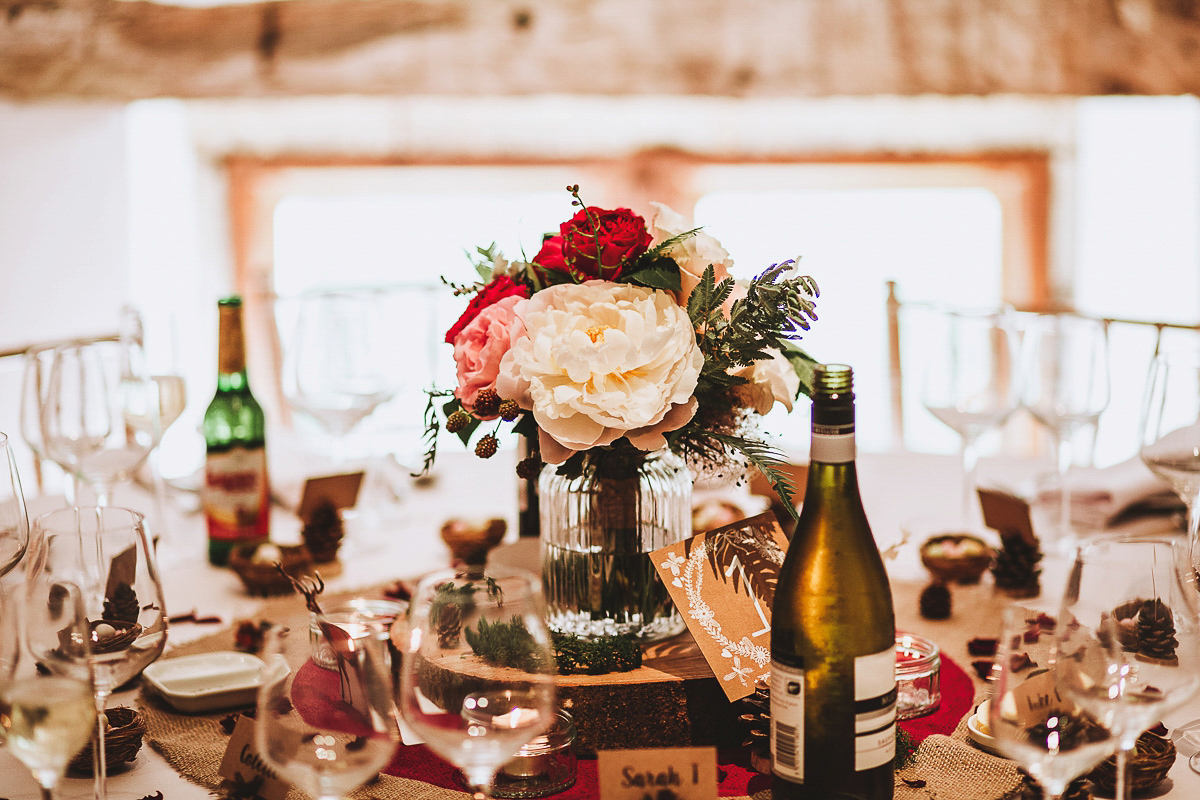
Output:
[{"xmin": 380, "ymin": 652, "xmax": 975, "ymax": 798}]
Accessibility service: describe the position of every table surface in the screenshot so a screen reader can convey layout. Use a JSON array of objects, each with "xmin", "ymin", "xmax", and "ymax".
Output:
[{"xmin": 2, "ymin": 445, "xmax": 1198, "ymax": 799}]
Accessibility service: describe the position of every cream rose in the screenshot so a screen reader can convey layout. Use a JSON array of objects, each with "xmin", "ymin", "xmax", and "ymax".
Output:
[
  {"xmin": 496, "ymin": 281, "xmax": 703, "ymax": 463},
  {"xmin": 648, "ymin": 202, "xmax": 735, "ymax": 308},
  {"xmin": 452, "ymin": 294, "xmax": 526, "ymax": 415},
  {"xmin": 732, "ymin": 349, "xmax": 801, "ymax": 414}
]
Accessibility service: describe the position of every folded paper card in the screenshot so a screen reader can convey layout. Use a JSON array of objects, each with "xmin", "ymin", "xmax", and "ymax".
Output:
[{"xmin": 650, "ymin": 511, "xmax": 788, "ymax": 702}]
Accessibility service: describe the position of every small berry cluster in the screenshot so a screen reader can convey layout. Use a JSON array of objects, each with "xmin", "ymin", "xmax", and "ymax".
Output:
[{"xmin": 446, "ymin": 389, "xmax": 544, "ymax": 477}]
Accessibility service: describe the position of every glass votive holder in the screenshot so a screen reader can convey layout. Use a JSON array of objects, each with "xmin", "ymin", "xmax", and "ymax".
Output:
[
  {"xmin": 490, "ymin": 709, "xmax": 578, "ymax": 798},
  {"xmin": 895, "ymin": 632, "xmax": 941, "ymax": 720},
  {"xmin": 310, "ymin": 598, "xmax": 406, "ymax": 670}
]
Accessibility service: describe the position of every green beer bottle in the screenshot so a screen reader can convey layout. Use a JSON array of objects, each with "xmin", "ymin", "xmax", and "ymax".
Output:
[{"xmin": 203, "ymin": 296, "xmax": 270, "ymax": 565}]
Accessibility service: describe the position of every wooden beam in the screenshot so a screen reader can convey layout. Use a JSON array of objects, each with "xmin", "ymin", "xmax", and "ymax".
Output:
[{"xmin": 3, "ymin": 0, "xmax": 1200, "ymax": 100}]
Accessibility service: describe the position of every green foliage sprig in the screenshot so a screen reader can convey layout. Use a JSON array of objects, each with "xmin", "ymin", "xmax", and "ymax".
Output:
[{"xmin": 461, "ymin": 615, "xmax": 643, "ymax": 675}]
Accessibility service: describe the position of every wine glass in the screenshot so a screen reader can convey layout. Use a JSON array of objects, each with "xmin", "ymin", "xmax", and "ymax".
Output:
[
  {"xmin": 39, "ymin": 340, "xmax": 161, "ymax": 507},
  {"xmin": 1055, "ymin": 536, "xmax": 1200, "ymax": 800},
  {"xmin": 5, "ymin": 580, "xmax": 97, "ymax": 800},
  {"xmin": 283, "ymin": 290, "xmax": 397, "ymax": 462},
  {"xmin": 26, "ymin": 506, "xmax": 168, "ymax": 800},
  {"xmin": 986, "ymin": 603, "xmax": 1117, "ymax": 799},
  {"xmin": 21, "ymin": 342, "xmax": 73, "ymax": 501},
  {"xmin": 255, "ymin": 614, "xmax": 400, "ymax": 800},
  {"xmin": 0, "ymin": 433, "xmax": 31, "ymax": 578},
  {"xmin": 398, "ymin": 565, "xmax": 557, "ymax": 799},
  {"xmin": 1140, "ymin": 348, "xmax": 1200, "ymax": 561},
  {"xmin": 1021, "ymin": 314, "xmax": 1110, "ymax": 544},
  {"xmin": 920, "ymin": 305, "xmax": 1021, "ymax": 532}
]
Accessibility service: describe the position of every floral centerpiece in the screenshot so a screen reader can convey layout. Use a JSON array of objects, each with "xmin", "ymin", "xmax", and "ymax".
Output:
[{"xmin": 422, "ymin": 185, "xmax": 820, "ymax": 640}]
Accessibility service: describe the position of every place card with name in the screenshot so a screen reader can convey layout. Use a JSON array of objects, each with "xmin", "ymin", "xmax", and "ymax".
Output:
[
  {"xmin": 650, "ymin": 512, "xmax": 788, "ymax": 701},
  {"xmin": 978, "ymin": 487, "xmax": 1038, "ymax": 547},
  {"xmin": 597, "ymin": 746, "xmax": 718, "ymax": 800},
  {"xmin": 217, "ymin": 713, "xmax": 289, "ymax": 800},
  {"xmin": 297, "ymin": 471, "xmax": 364, "ymax": 523},
  {"xmin": 1008, "ymin": 668, "xmax": 1072, "ymax": 727}
]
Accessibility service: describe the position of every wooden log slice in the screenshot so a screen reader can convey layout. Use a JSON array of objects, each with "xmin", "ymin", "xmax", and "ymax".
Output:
[{"xmin": 416, "ymin": 631, "xmax": 741, "ymax": 753}]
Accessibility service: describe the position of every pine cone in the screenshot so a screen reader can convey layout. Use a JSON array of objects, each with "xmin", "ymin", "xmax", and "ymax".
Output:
[
  {"xmin": 436, "ymin": 602, "xmax": 463, "ymax": 648},
  {"xmin": 991, "ymin": 534, "xmax": 1043, "ymax": 596},
  {"xmin": 736, "ymin": 679, "xmax": 771, "ymax": 761},
  {"xmin": 1137, "ymin": 598, "xmax": 1178, "ymax": 661},
  {"xmin": 301, "ymin": 501, "xmax": 344, "ymax": 564},
  {"xmin": 919, "ymin": 581, "xmax": 952, "ymax": 620},
  {"xmin": 103, "ymin": 583, "xmax": 139, "ymax": 624}
]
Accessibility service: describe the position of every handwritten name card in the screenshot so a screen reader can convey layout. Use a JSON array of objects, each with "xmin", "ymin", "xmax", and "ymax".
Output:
[{"xmin": 597, "ymin": 746, "xmax": 718, "ymax": 800}]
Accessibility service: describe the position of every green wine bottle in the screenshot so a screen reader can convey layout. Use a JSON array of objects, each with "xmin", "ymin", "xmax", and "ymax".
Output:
[
  {"xmin": 771, "ymin": 364, "xmax": 896, "ymax": 800},
  {"xmin": 203, "ymin": 296, "xmax": 270, "ymax": 566}
]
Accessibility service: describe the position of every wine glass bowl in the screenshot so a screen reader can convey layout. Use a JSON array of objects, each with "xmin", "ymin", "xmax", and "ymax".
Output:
[
  {"xmin": 987, "ymin": 604, "xmax": 1117, "ymax": 799},
  {"xmin": 8, "ymin": 579, "xmax": 98, "ymax": 800},
  {"xmin": 1021, "ymin": 314, "xmax": 1110, "ymax": 541},
  {"xmin": 0, "ymin": 432, "xmax": 30, "ymax": 579},
  {"xmin": 920, "ymin": 306, "xmax": 1020, "ymax": 530},
  {"xmin": 1139, "ymin": 349, "xmax": 1200, "ymax": 549},
  {"xmin": 29, "ymin": 507, "xmax": 169, "ymax": 695},
  {"xmin": 39, "ymin": 339, "xmax": 160, "ymax": 507},
  {"xmin": 256, "ymin": 618, "xmax": 399, "ymax": 800},
  {"xmin": 283, "ymin": 290, "xmax": 397, "ymax": 442},
  {"xmin": 25, "ymin": 506, "xmax": 168, "ymax": 800},
  {"xmin": 399, "ymin": 565, "xmax": 557, "ymax": 798},
  {"xmin": 1055, "ymin": 536, "xmax": 1200, "ymax": 800}
]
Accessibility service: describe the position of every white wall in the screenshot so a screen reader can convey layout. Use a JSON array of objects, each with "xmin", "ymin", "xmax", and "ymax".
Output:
[{"xmin": 0, "ymin": 102, "xmax": 130, "ymax": 351}]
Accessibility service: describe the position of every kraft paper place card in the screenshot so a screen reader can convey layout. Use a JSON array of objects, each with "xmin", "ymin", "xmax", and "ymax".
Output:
[
  {"xmin": 597, "ymin": 746, "xmax": 718, "ymax": 800},
  {"xmin": 650, "ymin": 511, "xmax": 788, "ymax": 701},
  {"xmin": 978, "ymin": 488, "xmax": 1038, "ymax": 546},
  {"xmin": 1009, "ymin": 668, "xmax": 1072, "ymax": 727},
  {"xmin": 217, "ymin": 713, "xmax": 289, "ymax": 800},
  {"xmin": 297, "ymin": 471, "xmax": 364, "ymax": 523},
  {"xmin": 104, "ymin": 544, "xmax": 137, "ymax": 600}
]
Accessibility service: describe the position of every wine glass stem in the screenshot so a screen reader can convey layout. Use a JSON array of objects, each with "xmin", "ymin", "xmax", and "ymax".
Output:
[
  {"xmin": 92, "ymin": 482, "xmax": 113, "ymax": 509},
  {"xmin": 1188, "ymin": 495, "xmax": 1200, "ymax": 575},
  {"xmin": 1056, "ymin": 430, "xmax": 1073, "ymax": 537},
  {"xmin": 960, "ymin": 432, "xmax": 981, "ymax": 526},
  {"xmin": 1114, "ymin": 744, "xmax": 1131, "ymax": 800},
  {"xmin": 39, "ymin": 786, "xmax": 55, "ymax": 800},
  {"xmin": 93, "ymin": 690, "xmax": 109, "ymax": 800}
]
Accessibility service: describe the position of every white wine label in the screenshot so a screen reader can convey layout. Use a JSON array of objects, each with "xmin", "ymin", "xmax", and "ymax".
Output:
[
  {"xmin": 854, "ymin": 648, "xmax": 897, "ymax": 771},
  {"xmin": 810, "ymin": 432, "xmax": 855, "ymax": 463},
  {"xmin": 204, "ymin": 446, "xmax": 269, "ymax": 541},
  {"xmin": 769, "ymin": 660, "xmax": 805, "ymax": 780}
]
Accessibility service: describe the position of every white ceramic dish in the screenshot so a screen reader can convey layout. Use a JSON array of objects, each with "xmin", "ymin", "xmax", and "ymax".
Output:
[
  {"xmin": 143, "ymin": 651, "xmax": 264, "ymax": 713},
  {"xmin": 966, "ymin": 700, "xmax": 1004, "ymax": 756}
]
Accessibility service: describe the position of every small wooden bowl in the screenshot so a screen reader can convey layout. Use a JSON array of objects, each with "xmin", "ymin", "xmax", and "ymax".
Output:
[
  {"xmin": 440, "ymin": 517, "xmax": 506, "ymax": 564},
  {"xmin": 68, "ymin": 706, "xmax": 145, "ymax": 774},
  {"xmin": 920, "ymin": 534, "xmax": 994, "ymax": 585},
  {"xmin": 228, "ymin": 542, "xmax": 315, "ymax": 596},
  {"xmin": 1088, "ymin": 729, "xmax": 1176, "ymax": 795}
]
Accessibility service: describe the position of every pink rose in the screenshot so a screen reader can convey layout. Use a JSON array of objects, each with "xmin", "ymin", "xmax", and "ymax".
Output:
[
  {"xmin": 452, "ymin": 295, "xmax": 526, "ymax": 415},
  {"xmin": 647, "ymin": 202, "xmax": 736, "ymax": 312}
]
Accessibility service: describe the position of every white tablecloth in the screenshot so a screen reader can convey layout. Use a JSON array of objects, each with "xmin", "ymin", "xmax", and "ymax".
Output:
[{"xmin": 2, "ymin": 449, "xmax": 1197, "ymax": 799}]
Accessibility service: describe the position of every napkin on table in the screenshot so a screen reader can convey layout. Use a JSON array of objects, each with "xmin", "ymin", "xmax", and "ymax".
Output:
[{"xmin": 1035, "ymin": 455, "xmax": 1183, "ymax": 529}]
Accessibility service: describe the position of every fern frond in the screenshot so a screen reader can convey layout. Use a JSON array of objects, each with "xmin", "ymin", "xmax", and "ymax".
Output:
[{"xmin": 707, "ymin": 432, "xmax": 800, "ymax": 521}]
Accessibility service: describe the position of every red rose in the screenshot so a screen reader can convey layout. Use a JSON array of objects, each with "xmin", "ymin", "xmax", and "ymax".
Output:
[
  {"xmin": 533, "ymin": 235, "xmax": 566, "ymax": 271},
  {"xmin": 444, "ymin": 275, "xmax": 530, "ymax": 344},
  {"xmin": 558, "ymin": 206, "xmax": 652, "ymax": 281}
]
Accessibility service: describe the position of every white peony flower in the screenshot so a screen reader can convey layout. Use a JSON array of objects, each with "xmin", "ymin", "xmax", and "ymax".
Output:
[
  {"xmin": 732, "ymin": 348, "xmax": 800, "ymax": 414},
  {"xmin": 497, "ymin": 281, "xmax": 703, "ymax": 463},
  {"xmin": 648, "ymin": 202, "xmax": 735, "ymax": 307}
]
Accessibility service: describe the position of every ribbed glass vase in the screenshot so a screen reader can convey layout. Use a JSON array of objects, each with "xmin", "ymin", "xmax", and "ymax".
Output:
[{"xmin": 538, "ymin": 447, "xmax": 691, "ymax": 642}]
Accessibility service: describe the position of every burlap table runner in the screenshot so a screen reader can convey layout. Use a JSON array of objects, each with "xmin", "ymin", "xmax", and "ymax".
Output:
[{"xmin": 141, "ymin": 580, "xmax": 1024, "ymax": 800}]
